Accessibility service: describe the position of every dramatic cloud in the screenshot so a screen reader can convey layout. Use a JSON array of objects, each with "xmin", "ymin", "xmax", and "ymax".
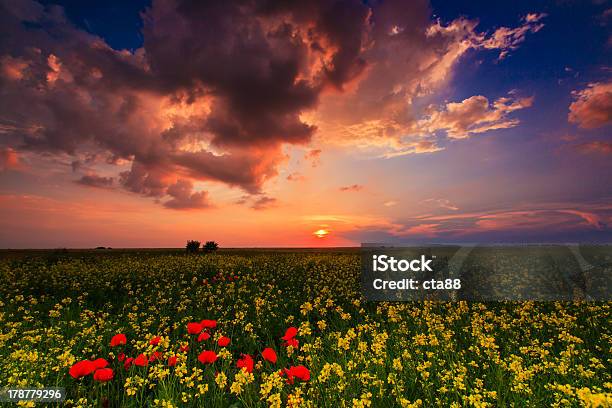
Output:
[
  {"xmin": 76, "ymin": 174, "xmax": 114, "ymax": 188},
  {"xmin": 568, "ymin": 81, "xmax": 612, "ymax": 129},
  {"xmin": 0, "ymin": 0, "xmax": 545, "ymax": 208},
  {"xmin": 0, "ymin": 0, "xmax": 377, "ymax": 208},
  {"xmin": 313, "ymin": 11, "xmax": 542, "ymax": 155}
]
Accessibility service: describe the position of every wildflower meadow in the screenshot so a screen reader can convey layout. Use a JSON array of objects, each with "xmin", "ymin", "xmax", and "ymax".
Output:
[{"xmin": 0, "ymin": 250, "xmax": 610, "ymax": 407}]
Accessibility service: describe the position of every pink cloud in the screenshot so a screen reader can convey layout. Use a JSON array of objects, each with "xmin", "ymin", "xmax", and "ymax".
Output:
[
  {"xmin": 163, "ymin": 179, "xmax": 211, "ymax": 210},
  {"xmin": 568, "ymin": 81, "xmax": 612, "ymax": 129}
]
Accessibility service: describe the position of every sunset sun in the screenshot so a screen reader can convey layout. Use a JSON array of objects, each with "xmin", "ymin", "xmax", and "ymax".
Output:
[{"xmin": 313, "ymin": 229, "xmax": 330, "ymax": 239}]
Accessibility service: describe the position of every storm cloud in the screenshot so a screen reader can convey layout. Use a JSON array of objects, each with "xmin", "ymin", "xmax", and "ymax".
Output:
[{"xmin": 0, "ymin": 0, "xmax": 544, "ymax": 208}]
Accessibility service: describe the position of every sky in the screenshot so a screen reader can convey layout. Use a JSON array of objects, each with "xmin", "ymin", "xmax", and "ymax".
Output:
[{"xmin": 0, "ymin": 0, "xmax": 611, "ymax": 248}]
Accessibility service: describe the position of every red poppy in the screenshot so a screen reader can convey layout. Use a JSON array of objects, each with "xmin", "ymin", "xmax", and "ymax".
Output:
[
  {"xmin": 92, "ymin": 358, "xmax": 109, "ymax": 369},
  {"xmin": 198, "ymin": 350, "xmax": 217, "ymax": 364},
  {"xmin": 117, "ymin": 353, "xmax": 126, "ymax": 362},
  {"xmin": 291, "ymin": 365, "xmax": 310, "ymax": 381},
  {"xmin": 124, "ymin": 357, "xmax": 134, "ymax": 370},
  {"xmin": 262, "ymin": 348, "xmax": 277, "ymax": 364},
  {"xmin": 187, "ymin": 322, "xmax": 203, "ymax": 335},
  {"xmin": 69, "ymin": 360, "xmax": 96, "ymax": 379},
  {"xmin": 149, "ymin": 351, "xmax": 163, "ymax": 362},
  {"xmin": 179, "ymin": 344, "xmax": 190, "ymax": 353},
  {"xmin": 282, "ymin": 365, "xmax": 310, "ymax": 384},
  {"xmin": 93, "ymin": 368, "xmax": 114, "ymax": 382},
  {"xmin": 282, "ymin": 327, "xmax": 298, "ymax": 341},
  {"xmin": 236, "ymin": 354, "xmax": 254, "ymax": 373},
  {"xmin": 110, "ymin": 333, "xmax": 127, "ymax": 347},
  {"xmin": 167, "ymin": 356, "xmax": 178, "ymax": 367},
  {"xmin": 281, "ymin": 368, "xmax": 292, "ymax": 383},
  {"xmin": 201, "ymin": 320, "xmax": 217, "ymax": 329},
  {"xmin": 284, "ymin": 338, "xmax": 299, "ymax": 349},
  {"xmin": 134, "ymin": 353, "xmax": 148, "ymax": 367},
  {"xmin": 197, "ymin": 332, "xmax": 210, "ymax": 342},
  {"xmin": 150, "ymin": 336, "xmax": 161, "ymax": 346},
  {"xmin": 217, "ymin": 336, "xmax": 230, "ymax": 347}
]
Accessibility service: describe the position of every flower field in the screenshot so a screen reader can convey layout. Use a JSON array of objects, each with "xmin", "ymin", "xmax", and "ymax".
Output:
[{"xmin": 0, "ymin": 251, "xmax": 610, "ymax": 407}]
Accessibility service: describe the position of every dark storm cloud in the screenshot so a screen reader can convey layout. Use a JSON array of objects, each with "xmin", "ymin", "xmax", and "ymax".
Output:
[
  {"xmin": 0, "ymin": 0, "xmax": 374, "ymax": 208},
  {"xmin": 141, "ymin": 0, "xmax": 372, "ymax": 147},
  {"xmin": 0, "ymin": 0, "xmax": 541, "ymax": 209}
]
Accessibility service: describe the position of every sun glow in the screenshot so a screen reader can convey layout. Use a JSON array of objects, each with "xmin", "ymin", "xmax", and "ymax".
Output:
[{"xmin": 313, "ymin": 229, "xmax": 330, "ymax": 238}]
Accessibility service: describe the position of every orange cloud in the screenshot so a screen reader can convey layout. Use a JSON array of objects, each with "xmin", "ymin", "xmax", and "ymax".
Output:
[
  {"xmin": 568, "ymin": 81, "xmax": 612, "ymax": 128},
  {"xmin": 0, "ymin": 55, "xmax": 29, "ymax": 81},
  {"xmin": 312, "ymin": 12, "xmax": 544, "ymax": 157},
  {"xmin": 417, "ymin": 93, "xmax": 534, "ymax": 139}
]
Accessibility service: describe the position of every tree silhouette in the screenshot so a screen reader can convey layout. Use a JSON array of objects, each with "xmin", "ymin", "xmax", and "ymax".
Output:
[{"xmin": 186, "ymin": 240, "xmax": 201, "ymax": 253}]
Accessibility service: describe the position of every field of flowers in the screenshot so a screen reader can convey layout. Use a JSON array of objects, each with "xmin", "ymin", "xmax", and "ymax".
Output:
[{"xmin": 0, "ymin": 250, "xmax": 610, "ymax": 407}]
